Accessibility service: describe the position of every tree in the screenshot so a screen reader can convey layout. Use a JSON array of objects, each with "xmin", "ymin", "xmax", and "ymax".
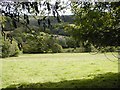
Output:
[
  {"xmin": 66, "ymin": 1, "xmax": 120, "ymax": 49},
  {"xmin": 0, "ymin": 1, "xmax": 119, "ymax": 49},
  {"xmin": 0, "ymin": 0, "xmax": 72, "ymax": 43}
]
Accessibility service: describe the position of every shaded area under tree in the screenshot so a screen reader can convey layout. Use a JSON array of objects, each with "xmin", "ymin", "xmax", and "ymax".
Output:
[{"xmin": 2, "ymin": 72, "xmax": 120, "ymax": 89}]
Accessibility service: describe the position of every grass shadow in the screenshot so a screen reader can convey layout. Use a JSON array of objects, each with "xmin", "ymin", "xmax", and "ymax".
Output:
[{"xmin": 2, "ymin": 72, "xmax": 120, "ymax": 89}]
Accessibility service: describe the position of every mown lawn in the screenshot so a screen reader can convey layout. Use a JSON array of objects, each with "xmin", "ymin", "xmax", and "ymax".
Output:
[{"xmin": 0, "ymin": 53, "xmax": 119, "ymax": 89}]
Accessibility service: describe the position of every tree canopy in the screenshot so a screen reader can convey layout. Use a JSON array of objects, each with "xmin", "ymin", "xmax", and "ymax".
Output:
[
  {"xmin": 0, "ymin": 0, "xmax": 120, "ymax": 48},
  {"xmin": 65, "ymin": 1, "xmax": 120, "ymax": 48}
]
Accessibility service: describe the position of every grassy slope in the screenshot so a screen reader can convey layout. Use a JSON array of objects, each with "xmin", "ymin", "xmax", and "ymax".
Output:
[{"xmin": 1, "ymin": 53, "xmax": 119, "ymax": 88}]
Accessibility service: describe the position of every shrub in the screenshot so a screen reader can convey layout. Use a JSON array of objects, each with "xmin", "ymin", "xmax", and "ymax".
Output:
[
  {"xmin": 63, "ymin": 48, "xmax": 74, "ymax": 53},
  {"xmin": 1, "ymin": 40, "xmax": 11, "ymax": 58},
  {"xmin": 56, "ymin": 36, "xmax": 78, "ymax": 48},
  {"xmin": 74, "ymin": 48, "xmax": 85, "ymax": 53},
  {"xmin": 51, "ymin": 43, "xmax": 63, "ymax": 53},
  {"xmin": 66, "ymin": 37, "xmax": 77, "ymax": 48},
  {"xmin": 22, "ymin": 32, "xmax": 55, "ymax": 53},
  {"xmin": 22, "ymin": 43, "xmax": 31, "ymax": 53},
  {"xmin": 100, "ymin": 46, "xmax": 118, "ymax": 53},
  {"xmin": 22, "ymin": 35, "xmax": 42, "ymax": 53},
  {"xmin": 21, "ymin": 32, "xmax": 64, "ymax": 54},
  {"xmin": 9, "ymin": 41, "xmax": 20, "ymax": 57},
  {"xmin": 1, "ymin": 39, "xmax": 20, "ymax": 58},
  {"xmin": 56, "ymin": 37, "xmax": 67, "ymax": 48},
  {"xmin": 63, "ymin": 48, "xmax": 85, "ymax": 53}
]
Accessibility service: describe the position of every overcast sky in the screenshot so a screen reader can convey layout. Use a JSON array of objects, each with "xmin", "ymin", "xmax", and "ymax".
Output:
[
  {"xmin": 0, "ymin": 0, "xmax": 73, "ymax": 15},
  {"xmin": 1, "ymin": 0, "xmax": 119, "ymax": 16}
]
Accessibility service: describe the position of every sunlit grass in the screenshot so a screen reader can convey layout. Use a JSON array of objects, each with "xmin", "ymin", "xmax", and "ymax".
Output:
[{"xmin": 1, "ymin": 53, "xmax": 119, "ymax": 88}]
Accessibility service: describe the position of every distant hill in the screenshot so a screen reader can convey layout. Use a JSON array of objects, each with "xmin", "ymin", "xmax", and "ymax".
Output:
[
  {"xmin": 1, "ymin": 15, "xmax": 74, "ymax": 30},
  {"xmin": 28, "ymin": 15, "xmax": 74, "ymax": 36},
  {"xmin": 29, "ymin": 15, "xmax": 75, "ymax": 27},
  {"xmin": 1, "ymin": 15, "xmax": 74, "ymax": 36}
]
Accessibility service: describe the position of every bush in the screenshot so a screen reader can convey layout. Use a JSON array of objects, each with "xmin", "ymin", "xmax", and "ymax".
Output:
[
  {"xmin": 1, "ymin": 40, "xmax": 11, "ymax": 58},
  {"xmin": 1, "ymin": 40, "xmax": 20, "ymax": 58},
  {"xmin": 51, "ymin": 43, "xmax": 63, "ymax": 53},
  {"xmin": 63, "ymin": 48, "xmax": 85, "ymax": 53},
  {"xmin": 9, "ymin": 41, "xmax": 20, "ymax": 57},
  {"xmin": 63, "ymin": 48, "xmax": 75, "ymax": 53},
  {"xmin": 56, "ymin": 37, "xmax": 67, "ymax": 48},
  {"xmin": 100, "ymin": 46, "xmax": 118, "ymax": 53},
  {"xmin": 22, "ymin": 34, "xmax": 42, "ymax": 53},
  {"xmin": 66, "ymin": 37, "xmax": 77, "ymax": 48},
  {"xmin": 22, "ymin": 32, "xmax": 62, "ymax": 53},
  {"xmin": 56, "ymin": 36, "xmax": 78, "ymax": 48}
]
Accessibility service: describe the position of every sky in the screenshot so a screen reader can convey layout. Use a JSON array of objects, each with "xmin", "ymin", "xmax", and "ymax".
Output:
[
  {"xmin": 0, "ymin": 0, "xmax": 73, "ymax": 16},
  {"xmin": 1, "ymin": 0, "xmax": 119, "ymax": 16},
  {"xmin": 30, "ymin": 0, "xmax": 73, "ymax": 15}
]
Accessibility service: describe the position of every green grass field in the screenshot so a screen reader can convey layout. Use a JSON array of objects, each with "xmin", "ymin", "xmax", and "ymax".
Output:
[{"xmin": 1, "ymin": 53, "xmax": 119, "ymax": 89}]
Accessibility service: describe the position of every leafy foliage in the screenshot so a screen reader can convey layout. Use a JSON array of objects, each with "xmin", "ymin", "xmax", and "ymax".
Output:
[
  {"xmin": 69, "ymin": 2, "xmax": 120, "ymax": 48},
  {"xmin": 22, "ymin": 32, "xmax": 63, "ymax": 53},
  {"xmin": 51, "ymin": 43, "xmax": 63, "ymax": 53},
  {"xmin": 1, "ymin": 1, "xmax": 119, "ymax": 56},
  {"xmin": 1, "ymin": 39, "xmax": 20, "ymax": 58}
]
